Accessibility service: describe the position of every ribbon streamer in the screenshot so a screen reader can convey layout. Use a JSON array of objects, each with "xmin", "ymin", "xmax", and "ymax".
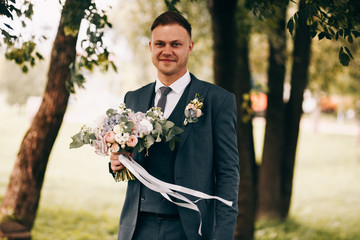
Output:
[{"xmin": 118, "ymin": 154, "xmax": 232, "ymax": 236}]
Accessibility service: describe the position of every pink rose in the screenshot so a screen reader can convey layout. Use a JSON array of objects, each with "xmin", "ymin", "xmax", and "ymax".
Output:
[
  {"xmin": 110, "ymin": 142, "xmax": 120, "ymax": 152},
  {"xmin": 131, "ymin": 122, "xmax": 137, "ymax": 132},
  {"xmin": 196, "ymin": 109, "xmax": 202, "ymax": 118},
  {"xmin": 126, "ymin": 135, "xmax": 138, "ymax": 147},
  {"xmin": 104, "ymin": 131, "xmax": 116, "ymax": 143},
  {"xmin": 186, "ymin": 103, "xmax": 194, "ymax": 110},
  {"xmin": 93, "ymin": 136, "xmax": 109, "ymax": 156}
]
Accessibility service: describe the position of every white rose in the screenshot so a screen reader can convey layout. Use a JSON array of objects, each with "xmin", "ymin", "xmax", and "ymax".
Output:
[
  {"xmin": 113, "ymin": 124, "xmax": 121, "ymax": 133},
  {"xmin": 140, "ymin": 119, "xmax": 153, "ymax": 132}
]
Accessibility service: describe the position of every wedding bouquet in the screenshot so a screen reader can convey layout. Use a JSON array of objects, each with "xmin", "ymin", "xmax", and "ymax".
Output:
[{"xmin": 69, "ymin": 103, "xmax": 183, "ymax": 181}]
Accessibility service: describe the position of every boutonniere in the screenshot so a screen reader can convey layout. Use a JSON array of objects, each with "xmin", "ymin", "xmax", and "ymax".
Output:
[{"xmin": 183, "ymin": 93, "xmax": 204, "ymax": 125}]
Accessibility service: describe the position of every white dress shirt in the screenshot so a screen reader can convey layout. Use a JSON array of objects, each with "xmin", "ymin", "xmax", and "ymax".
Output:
[{"xmin": 154, "ymin": 71, "xmax": 191, "ymax": 119}]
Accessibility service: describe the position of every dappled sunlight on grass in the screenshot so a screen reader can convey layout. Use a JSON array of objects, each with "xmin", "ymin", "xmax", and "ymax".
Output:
[
  {"xmin": 255, "ymin": 217, "xmax": 359, "ymax": 240},
  {"xmin": 32, "ymin": 208, "xmax": 119, "ymax": 240}
]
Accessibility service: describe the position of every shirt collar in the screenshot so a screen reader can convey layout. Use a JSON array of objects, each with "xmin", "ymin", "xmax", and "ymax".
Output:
[{"xmin": 155, "ymin": 70, "xmax": 191, "ymax": 94}]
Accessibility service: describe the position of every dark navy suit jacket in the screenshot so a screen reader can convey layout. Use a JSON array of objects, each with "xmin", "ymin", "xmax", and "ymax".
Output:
[{"xmin": 117, "ymin": 74, "xmax": 240, "ymax": 240}]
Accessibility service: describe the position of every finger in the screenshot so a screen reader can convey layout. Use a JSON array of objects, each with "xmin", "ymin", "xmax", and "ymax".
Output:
[{"xmin": 111, "ymin": 163, "xmax": 125, "ymax": 172}]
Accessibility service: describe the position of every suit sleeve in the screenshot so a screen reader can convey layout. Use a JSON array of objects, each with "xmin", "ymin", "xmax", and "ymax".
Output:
[{"xmin": 212, "ymin": 93, "xmax": 240, "ymax": 240}]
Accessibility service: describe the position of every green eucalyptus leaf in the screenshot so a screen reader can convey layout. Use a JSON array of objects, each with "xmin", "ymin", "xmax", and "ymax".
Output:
[
  {"xmin": 106, "ymin": 108, "xmax": 117, "ymax": 116},
  {"xmin": 168, "ymin": 139, "xmax": 175, "ymax": 151},
  {"xmin": 145, "ymin": 135, "xmax": 155, "ymax": 148},
  {"xmin": 125, "ymin": 121, "xmax": 134, "ymax": 133}
]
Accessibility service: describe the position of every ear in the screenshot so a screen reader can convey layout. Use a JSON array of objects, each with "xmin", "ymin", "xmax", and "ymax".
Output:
[
  {"xmin": 188, "ymin": 41, "xmax": 194, "ymax": 54},
  {"xmin": 149, "ymin": 41, "xmax": 152, "ymax": 51}
]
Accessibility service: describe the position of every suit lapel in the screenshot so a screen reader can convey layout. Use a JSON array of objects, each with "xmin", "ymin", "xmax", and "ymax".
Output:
[
  {"xmin": 130, "ymin": 82, "xmax": 155, "ymax": 113},
  {"xmin": 176, "ymin": 74, "xmax": 210, "ymax": 155}
]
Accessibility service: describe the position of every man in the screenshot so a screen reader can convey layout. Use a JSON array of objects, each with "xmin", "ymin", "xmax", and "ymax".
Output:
[{"xmin": 110, "ymin": 11, "xmax": 239, "ymax": 240}]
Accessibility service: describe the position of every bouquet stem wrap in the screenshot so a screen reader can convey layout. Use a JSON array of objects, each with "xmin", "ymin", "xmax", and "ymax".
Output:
[{"xmin": 117, "ymin": 154, "xmax": 232, "ymax": 236}]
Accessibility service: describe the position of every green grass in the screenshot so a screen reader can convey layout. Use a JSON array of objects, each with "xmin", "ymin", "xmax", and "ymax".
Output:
[{"xmin": 1, "ymin": 107, "xmax": 360, "ymax": 239}]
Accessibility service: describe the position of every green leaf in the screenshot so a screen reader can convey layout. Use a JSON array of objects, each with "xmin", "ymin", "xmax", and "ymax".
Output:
[
  {"xmin": 162, "ymin": 120, "xmax": 174, "ymax": 132},
  {"xmin": 347, "ymin": 34, "xmax": 353, "ymax": 43},
  {"xmin": 172, "ymin": 126, "xmax": 183, "ymax": 135},
  {"xmin": 344, "ymin": 47, "xmax": 354, "ymax": 59},
  {"xmin": 0, "ymin": 4, "xmax": 13, "ymax": 19},
  {"xmin": 69, "ymin": 132, "xmax": 85, "ymax": 149},
  {"xmin": 325, "ymin": 32, "xmax": 331, "ymax": 40},
  {"xmin": 110, "ymin": 61, "xmax": 118, "ymax": 72},
  {"xmin": 168, "ymin": 139, "xmax": 175, "ymax": 151},
  {"xmin": 21, "ymin": 65, "xmax": 28, "ymax": 73},
  {"xmin": 106, "ymin": 108, "xmax": 117, "ymax": 116},
  {"xmin": 137, "ymin": 140, "xmax": 145, "ymax": 153},
  {"xmin": 339, "ymin": 47, "xmax": 350, "ymax": 66},
  {"xmin": 353, "ymin": 31, "xmax": 360, "ymax": 38},
  {"xmin": 120, "ymin": 116, "xmax": 128, "ymax": 122},
  {"xmin": 125, "ymin": 121, "xmax": 134, "ymax": 133},
  {"xmin": 310, "ymin": 31, "xmax": 317, "ymax": 38},
  {"xmin": 339, "ymin": 29, "xmax": 344, "ymax": 37},
  {"xmin": 318, "ymin": 32, "xmax": 325, "ymax": 40},
  {"xmin": 145, "ymin": 135, "xmax": 155, "ymax": 148},
  {"xmin": 287, "ymin": 17, "xmax": 294, "ymax": 35},
  {"xmin": 35, "ymin": 52, "xmax": 44, "ymax": 60}
]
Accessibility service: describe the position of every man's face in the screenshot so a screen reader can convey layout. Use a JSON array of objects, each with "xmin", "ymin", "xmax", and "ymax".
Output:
[{"xmin": 149, "ymin": 24, "xmax": 194, "ymax": 83}]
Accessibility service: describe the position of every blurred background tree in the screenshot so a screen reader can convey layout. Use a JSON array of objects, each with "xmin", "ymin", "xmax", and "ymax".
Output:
[{"xmin": 0, "ymin": 59, "xmax": 47, "ymax": 108}]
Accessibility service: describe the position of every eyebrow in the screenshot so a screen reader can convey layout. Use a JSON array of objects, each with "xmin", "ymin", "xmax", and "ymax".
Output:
[{"xmin": 154, "ymin": 40, "xmax": 183, "ymax": 43}]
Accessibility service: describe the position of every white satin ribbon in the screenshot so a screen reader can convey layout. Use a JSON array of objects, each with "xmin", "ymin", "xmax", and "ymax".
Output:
[{"xmin": 118, "ymin": 154, "xmax": 232, "ymax": 236}]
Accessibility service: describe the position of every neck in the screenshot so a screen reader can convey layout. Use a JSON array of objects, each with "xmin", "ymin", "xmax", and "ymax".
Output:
[{"xmin": 158, "ymin": 70, "xmax": 187, "ymax": 86}]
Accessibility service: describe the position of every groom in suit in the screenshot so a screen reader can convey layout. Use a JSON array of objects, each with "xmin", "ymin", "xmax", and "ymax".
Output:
[{"xmin": 110, "ymin": 11, "xmax": 239, "ymax": 240}]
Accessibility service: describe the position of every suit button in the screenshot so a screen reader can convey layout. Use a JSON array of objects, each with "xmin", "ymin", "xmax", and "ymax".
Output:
[{"xmin": 141, "ymin": 196, "xmax": 145, "ymax": 201}]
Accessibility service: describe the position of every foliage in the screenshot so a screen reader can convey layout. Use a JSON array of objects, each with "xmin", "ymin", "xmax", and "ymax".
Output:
[
  {"xmin": 246, "ymin": 0, "xmax": 360, "ymax": 66},
  {"xmin": 308, "ymin": 34, "xmax": 360, "ymax": 104},
  {"xmin": 164, "ymin": 0, "xmax": 197, "ymax": 12},
  {"xmin": 287, "ymin": 0, "xmax": 360, "ymax": 66},
  {"xmin": 60, "ymin": 0, "xmax": 117, "ymax": 93},
  {"xmin": 0, "ymin": 0, "xmax": 117, "ymax": 94},
  {"xmin": 0, "ymin": 0, "xmax": 45, "ymax": 73},
  {"xmin": 245, "ymin": 0, "xmax": 290, "ymax": 20}
]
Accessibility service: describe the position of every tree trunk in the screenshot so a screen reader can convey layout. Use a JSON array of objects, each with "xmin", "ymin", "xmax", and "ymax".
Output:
[
  {"xmin": 208, "ymin": 0, "xmax": 257, "ymax": 239},
  {"xmin": 234, "ymin": 3, "xmax": 257, "ymax": 240},
  {"xmin": 257, "ymin": 3, "xmax": 287, "ymax": 220},
  {"xmin": 234, "ymin": 28, "xmax": 257, "ymax": 240},
  {"xmin": 208, "ymin": 0, "xmax": 237, "ymax": 89},
  {"xmin": 280, "ymin": 0, "xmax": 311, "ymax": 218},
  {"xmin": 0, "ymin": 0, "xmax": 90, "ymax": 238}
]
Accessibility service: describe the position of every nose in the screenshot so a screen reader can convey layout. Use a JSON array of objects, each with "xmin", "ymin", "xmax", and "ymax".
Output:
[{"xmin": 162, "ymin": 44, "xmax": 172, "ymax": 55}]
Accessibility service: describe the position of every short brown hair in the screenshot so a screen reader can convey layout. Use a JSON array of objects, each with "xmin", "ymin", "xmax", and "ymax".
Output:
[{"xmin": 151, "ymin": 11, "xmax": 192, "ymax": 37}]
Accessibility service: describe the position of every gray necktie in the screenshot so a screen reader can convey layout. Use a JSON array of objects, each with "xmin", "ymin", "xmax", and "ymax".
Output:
[{"xmin": 156, "ymin": 87, "xmax": 172, "ymax": 112}]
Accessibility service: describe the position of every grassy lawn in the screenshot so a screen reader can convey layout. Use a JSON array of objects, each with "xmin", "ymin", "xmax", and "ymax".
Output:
[{"xmin": 1, "ymin": 108, "xmax": 360, "ymax": 239}]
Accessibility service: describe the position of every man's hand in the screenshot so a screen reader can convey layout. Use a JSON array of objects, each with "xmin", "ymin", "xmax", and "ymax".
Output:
[{"xmin": 110, "ymin": 152, "xmax": 125, "ymax": 172}]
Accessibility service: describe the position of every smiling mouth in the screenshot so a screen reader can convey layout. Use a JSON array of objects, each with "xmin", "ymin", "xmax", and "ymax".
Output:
[{"xmin": 159, "ymin": 59, "xmax": 176, "ymax": 62}]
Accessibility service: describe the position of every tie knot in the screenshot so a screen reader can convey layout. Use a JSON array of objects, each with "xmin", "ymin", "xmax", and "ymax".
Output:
[{"xmin": 159, "ymin": 87, "xmax": 172, "ymax": 96}]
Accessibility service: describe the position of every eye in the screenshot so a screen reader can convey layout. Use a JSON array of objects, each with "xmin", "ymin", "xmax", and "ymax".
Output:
[
  {"xmin": 172, "ymin": 43, "xmax": 181, "ymax": 47},
  {"xmin": 155, "ymin": 42, "xmax": 164, "ymax": 46}
]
